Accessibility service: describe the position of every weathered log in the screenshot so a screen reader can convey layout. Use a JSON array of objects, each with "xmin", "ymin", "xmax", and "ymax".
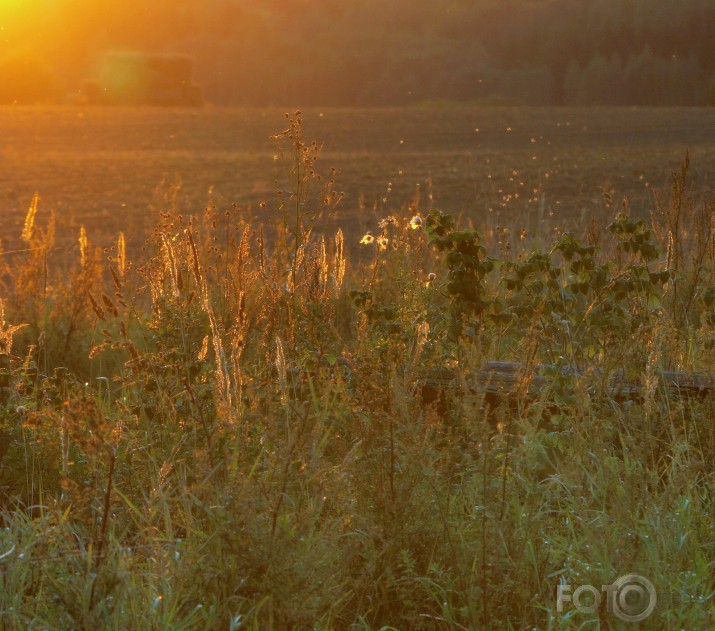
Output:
[
  {"xmin": 0, "ymin": 353, "xmax": 10, "ymax": 406},
  {"xmin": 422, "ymin": 361, "xmax": 715, "ymax": 401}
]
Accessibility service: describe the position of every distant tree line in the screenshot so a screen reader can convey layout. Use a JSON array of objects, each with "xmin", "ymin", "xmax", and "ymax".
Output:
[{"xmin": 1, "ymin": 0, "xmax": 714, "ymax": 106}]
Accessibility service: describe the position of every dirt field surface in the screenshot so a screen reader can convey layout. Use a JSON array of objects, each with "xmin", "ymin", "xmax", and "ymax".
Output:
[{"xmin": 2, "ymin": 106, "xmax": 714, "ymax": 256}]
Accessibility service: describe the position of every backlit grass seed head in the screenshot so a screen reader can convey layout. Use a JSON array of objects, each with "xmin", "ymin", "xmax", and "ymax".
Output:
[
  {"xmin": 409, "ymin": 215, "xmax": 423, "ymax": 229},
  {"xmin": 198, "ymin": 335, "xmax": 209, "ymax": 362},
  {"xmin": 21, "ymin": 192, "xmax": 39, "ymax": 242},
  {"xmin": 117, "ymin": 231, "xmax": 126, "ymax": 277},
  {"xmin": 78, "ymin": 225, "xmax": 88, "ymax": 268},
  {"xmin": 377, "ymin": 235, "xmax": 389, "ymax": 251}
]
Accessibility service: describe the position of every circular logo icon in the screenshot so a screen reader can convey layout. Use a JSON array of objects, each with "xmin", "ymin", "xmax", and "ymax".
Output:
[{"xmin": 611, "ymin": 574, "xmax": 657, "ymax": 622}]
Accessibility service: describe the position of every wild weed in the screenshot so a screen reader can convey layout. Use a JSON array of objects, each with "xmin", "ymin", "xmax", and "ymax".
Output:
[{"xmin": 0, "ymin": 121, "xmax": 712, "ymax": 630}]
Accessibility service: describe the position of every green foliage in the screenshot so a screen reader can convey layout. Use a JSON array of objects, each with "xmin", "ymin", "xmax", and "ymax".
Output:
[
  {"xmin": 426, "ymin": 209, "xmax": 496, "ymax": 340},
  {"xmin": 608, "ymin": 213, "xmax": 661, "ymax": 263}
]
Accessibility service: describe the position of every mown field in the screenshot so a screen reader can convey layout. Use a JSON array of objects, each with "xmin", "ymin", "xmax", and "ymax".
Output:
[
  {"xmin": 3, "ymin": 106, "xmax": 715, "ymax": 255},
  {"xmin": 0, "ymin": 107, "xmax": 713, "ymax": 630}
]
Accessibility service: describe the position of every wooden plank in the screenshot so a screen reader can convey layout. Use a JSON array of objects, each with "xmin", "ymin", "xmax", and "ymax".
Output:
[
  {"xmin": 0, "ymin": 353, "xmax": 10, "ymax": 406},
  {"xmin": 423, "ymin": 361, "xmax": 715, "ymax": 400}
]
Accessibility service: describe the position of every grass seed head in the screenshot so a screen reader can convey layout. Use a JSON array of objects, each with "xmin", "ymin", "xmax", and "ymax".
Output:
[{"xmin": 21, "ymin": 192, "xmax": 39, "ymax": 242}]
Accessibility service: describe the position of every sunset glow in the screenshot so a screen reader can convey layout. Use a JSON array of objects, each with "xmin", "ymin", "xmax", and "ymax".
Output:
[
  {"xmin": 0, "ymin": 0, "xmax": 47, "ymax": 27},
  {"xmin": 1, "ymin": 2, "xmax": 714, "ymax": 628},
  {"xmin": 0, "ymin": 0, "xmax": 713, "ymax": 107}
]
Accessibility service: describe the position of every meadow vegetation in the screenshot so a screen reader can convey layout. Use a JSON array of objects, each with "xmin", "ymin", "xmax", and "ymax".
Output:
[{"xmin": 0, "ymin": 113, "xmax": 713, "ymax": 629}]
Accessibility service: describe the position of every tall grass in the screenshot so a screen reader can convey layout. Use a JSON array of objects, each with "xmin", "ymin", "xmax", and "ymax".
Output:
[{"xmin": 0, "ymin": 116, "xmax": 712, "ymax": 630}]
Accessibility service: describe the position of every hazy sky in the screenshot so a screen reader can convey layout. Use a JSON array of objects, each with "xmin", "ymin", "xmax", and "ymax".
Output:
[{"xmin": 1, "ymin": 1, "xmax": 713, "ymax": 106}]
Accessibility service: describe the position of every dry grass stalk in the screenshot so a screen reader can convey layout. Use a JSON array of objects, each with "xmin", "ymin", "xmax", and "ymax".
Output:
[
  {"xmin": 275, "ymin": 335, "xmax": 287, "ymax": 406},
  {"xmin": 334, "ymin": 228, "xmax": 345, "ymax": 289}
]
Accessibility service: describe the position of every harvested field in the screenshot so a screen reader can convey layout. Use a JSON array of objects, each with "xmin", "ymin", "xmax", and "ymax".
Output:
[{"xmin": 1, "ymin": 106, "xmax": 714, "ymax": 257}]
